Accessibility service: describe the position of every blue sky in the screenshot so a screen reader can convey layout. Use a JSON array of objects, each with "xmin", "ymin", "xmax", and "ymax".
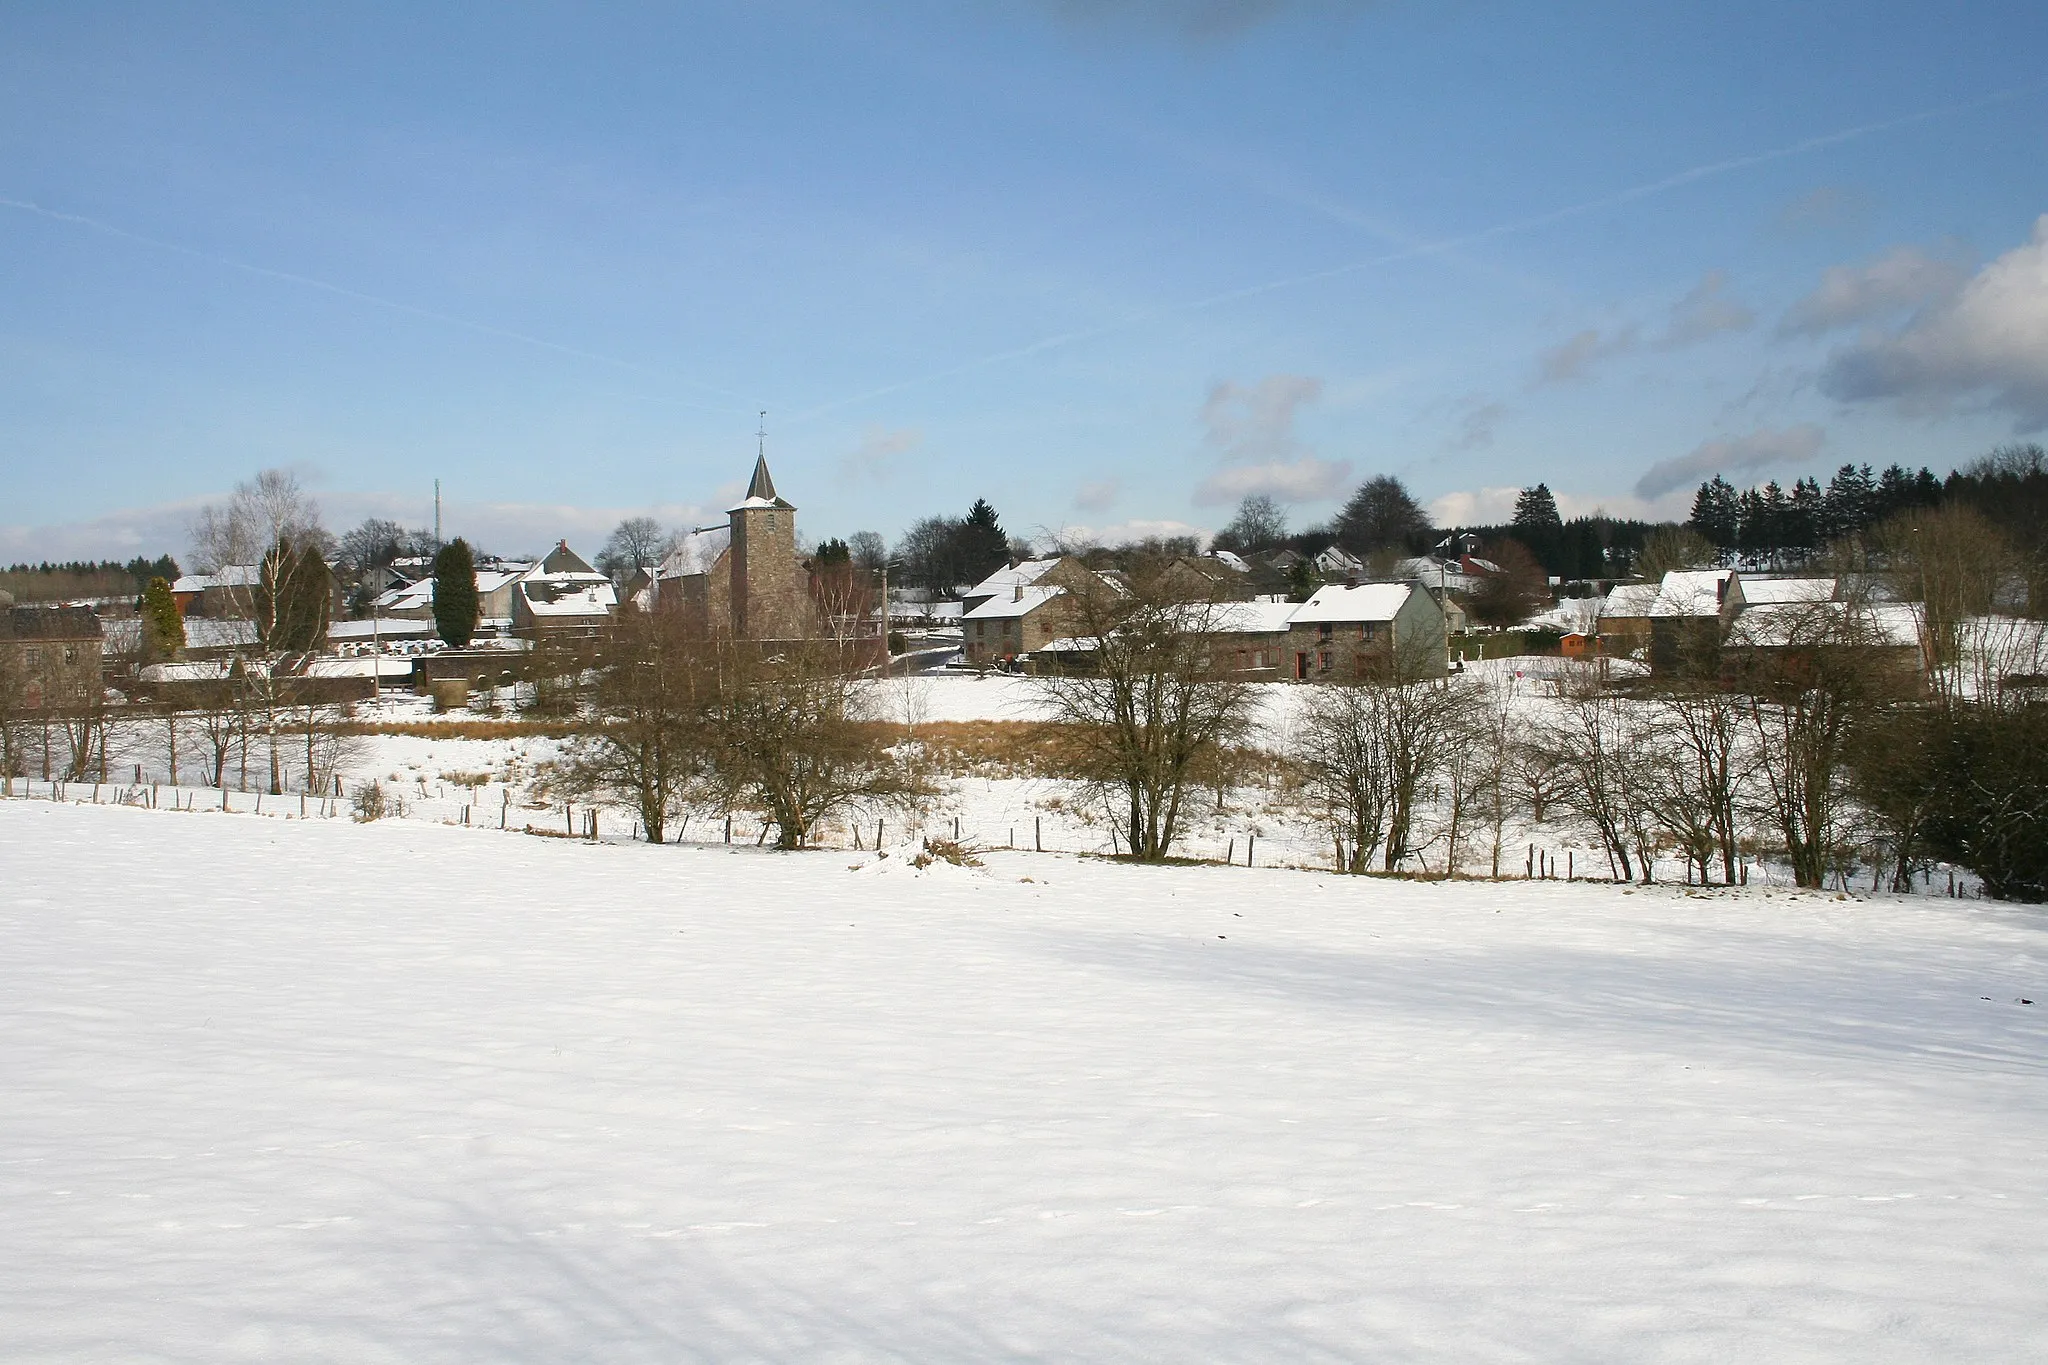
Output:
[{"xmin": 4, "ymin": 0, "xmax": 2045, "ymax": 562}]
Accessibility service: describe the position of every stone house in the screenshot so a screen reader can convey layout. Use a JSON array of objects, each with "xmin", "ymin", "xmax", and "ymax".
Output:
[
  {"xmin": 0, "ymin": 605, "xmax": 104, "ymax": 712},
  {"xmin": 963, "ymin": 584, "xmax": 1080, "ymax": 668},
  {"xmin": 1284, "ymin": 582, "xmax": 1448, "ymax": 681},
  {"xmin": 1199, "ymin": 599, "xmax": 1297, "ymax": 679}
]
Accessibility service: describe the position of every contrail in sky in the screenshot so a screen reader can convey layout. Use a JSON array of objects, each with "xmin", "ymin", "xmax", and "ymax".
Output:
[
  {"xmin": 0, "ymin": 194, "xmax": 753, "ymax": 414},
  {"xmin": 788, "ymin": 81, "xmax": 2041, "ymax": 424}
]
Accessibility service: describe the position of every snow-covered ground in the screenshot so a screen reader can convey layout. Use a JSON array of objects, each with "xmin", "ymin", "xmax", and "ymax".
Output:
[{"xmin": 4, "ymin": 798, "xmax": 2045, "ymax": 1361}]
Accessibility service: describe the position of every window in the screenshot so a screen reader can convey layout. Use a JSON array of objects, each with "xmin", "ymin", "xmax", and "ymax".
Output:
[
  {"xmin": 976, "ymin": 622, "xmax": 986, "ymax": 637},
  {"xmin": 1360, "ymin": 623, "xmax": 1377, "ymax": 641},
  {"xmin": 1318, "ymin": 623, "xmax": 1333, "ymax": 641},
  {"xmin": 23, "ymin": 648, "xmax": 40, "ymax": 668},
  {"xmin": 1318, "ymin": 650, "xmax": 1332, "ymax": 672}
]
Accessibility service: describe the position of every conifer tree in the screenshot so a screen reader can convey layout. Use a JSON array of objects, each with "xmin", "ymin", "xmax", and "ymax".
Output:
[
  {"xmin": 432, "ymin": 538, "xmax": 479, "ymax": 648},
  {"xmin": 956, "ymin": 500, "xmax": 1009, "ymax": 582},
  {"xmin": 1687, "ymin": 477, "xmax": 1740, "ymax": 550},
  {"xmin": 254, "ymin": 539, "xmax": 332, "ymax": 652},
  {"xmin": 1511, "ymin": 483, "xmax": 1562, "ymax": 531},
  {"xmin": 140, "ymin": 576, "xmax": 185, "ymax": 661}
]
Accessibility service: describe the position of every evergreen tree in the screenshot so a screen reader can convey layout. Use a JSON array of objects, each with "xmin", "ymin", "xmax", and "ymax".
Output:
[
  {"xmin": 140, "ymin": 576, "xmax": 185, "ymax": 661},
  {"xmin": 1511, "ymin": 483, "xmax": 1563, "ymax": 531},
  {"xmin": 432, "ymin": 537, "xmax": 480, "ymax": 648},
  {"xmin": 1687, "ymin": 476, "xmax": 1740, "ymax": 550},
  {"xmin": 1821, "ymin": 463, "xmax": 1877, "ymax": 540},
  {"xmin": 1285, "ymin": 556, "xmax": 1318, "ymax": 602},
  {"xmin": 1786, "ymin": 478, "xmax": 1823, "ymax": 556},
  {"xmin": 955, "ymin": 499, "xmax": 1010, "ymax": 582},
  {"xmin": 255, "ymin": 539, "xmax": 332, "ymax": 652}
]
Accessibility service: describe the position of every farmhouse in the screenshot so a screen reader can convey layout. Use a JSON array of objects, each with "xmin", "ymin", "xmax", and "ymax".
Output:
[
  {"xmin": 0, "ymin": 605, "xmax": 104, "ymax": 711},
  {"xmin": 1285, "ymin": 582, "xmax": 1448, "ymax": 681}
]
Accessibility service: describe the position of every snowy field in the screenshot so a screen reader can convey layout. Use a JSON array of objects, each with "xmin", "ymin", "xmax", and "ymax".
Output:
[{"xmin": 5, "ymin": 799, "xmax": 2046, "ymax": 1362}]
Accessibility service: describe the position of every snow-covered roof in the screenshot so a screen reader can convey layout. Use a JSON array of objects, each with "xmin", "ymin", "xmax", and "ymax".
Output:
[
  {"xmin": 301, "ymin": 657, "xmax": 413, "ymax": 679},
  {"xmin": 173, "ymin": 565, "xmax": 261, "ymax": 593},
  {"xmin": 965, "ymin": 558, "xmax": 1062, "ymax": 600},
  {"xmin": 519, "ymin": 579, "xmax": 618, "ymax": 618},
  {"xmin": 963, "ymin": 585, "xmax": 1064, "ymax": 620},
  {"xmin": 136, "ymin": 661, "xmax": 233, "ymax": 682},
  {"xmin": 656, "ymin": 525, "xmax": 731, "ymax": 580},
  {"xmin": 1646, "ymin": 569, "xmax": 1732, "ymax": 619},
  {"xmin": 1314, "ymin": 546, "xmax": 1365, "ymax": 573},
  {"xmin": 327, "ymin": 618, "xmax": 436, "ymax": 641},
  {"xmin": 1205, "ymin": 600, "xmax": 1299, "ymax": 635},
  {"xmin": 1207, "ymin": 550, "xmax": 1250, "ymax": 573},
  {"xmin": 1736, "ymin": 576, "xmax": 1836, "ymax": 606},
  {"xmin": 102, "ymin": 617, "xmax": 259, "ymax": 652},
  {"xmin": 1599, "ymin": 583, "xmax": 1661, "ymax": 619},
  {"xmin": 1290, "ymin": 582, "xmax": 1416, "ymax": 624},
  {"xmin": 1726, "ymin": 600, "xmax": 1923, "ymax": 650}
]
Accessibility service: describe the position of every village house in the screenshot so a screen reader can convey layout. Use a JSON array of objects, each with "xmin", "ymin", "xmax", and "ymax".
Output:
[
  {"xmin": 1284, "ymin": 582, "xmax": 1448, "ymax": 681},
  {"xmin": 0, "ymin": 605, "xmax": 104, "ymax": 712},
  {"xmin": 1200, "ymin": 598, "xmax": 1297, "ymax": 679},
  {"xmin": 963, "ymin": 583, "xmax": 1081, "ymax": 669},
  {"xmin": 173, "ymin": 561, "xmax": 345, "ymax": 622},
  {"xmin": 959, "ymin": 557, "xmax": 1100, "ymax": 615}
]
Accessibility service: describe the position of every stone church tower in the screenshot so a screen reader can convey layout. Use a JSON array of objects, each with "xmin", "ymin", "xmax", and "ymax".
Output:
[{"xmin": 727, "ymin": 454, "xmax": 809, "ymax": 639}]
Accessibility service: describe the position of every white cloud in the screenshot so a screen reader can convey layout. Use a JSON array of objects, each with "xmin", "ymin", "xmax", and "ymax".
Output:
[
  {"xmin": 1200, "ymin": 374, "xmax": 1321, "ymax": 462},
  {"xmin": 838, "ymin": 426, "xmax": 923, "ymax": 480},
  {"xmin": 1780, "ymin": 244, "xmax": 1971, "ymax": 335},
  {"xmin": 1535, "ymin": 326, "xmax": 1636, "ymax": 384},
  {"xmin": 1193, "ymin": 457, "xmax": 1353, "ymax": 506},
  {"xmin": 1817, "ymin": 215, "xmax": 2048, "ymax": 429},
  {"xmin": 1428, "ymin": 484, "xmax": 1693, "ymax": 528},
  {"xmin": 1072, "ymin": 479, "xmax": 1121, "ymax": 513},
  {"xmin": 1426, "ymin": 486, "xmax": 1520, "ymax": 527},
  {"xmin": 1190, "ymin": 374, "xmax": 1348, "ymax": 505},
  {"xmin": 1050, "ymin": 518, "xmax": 1209, "ymax": 550},
  {"xmin": 1632, "ymin": 424, "xmax": 1826, "ymax": 501},
  {"xmin": 1660, "ymin": 270, "xmax": 1755, "ymax": 346},
  {"xmin": 1446, "ymin": 398, "xmax": 1507, "ymax": 451}
]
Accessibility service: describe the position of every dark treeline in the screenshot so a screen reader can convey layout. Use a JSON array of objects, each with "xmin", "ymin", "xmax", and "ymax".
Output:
[
  {"xmin": 0, "ymin": 555, "xmax": 181, "ymax": 604},
  {"xmin": 1685, "ymin": 444, "xmax": 2048, "ymax": 567}
]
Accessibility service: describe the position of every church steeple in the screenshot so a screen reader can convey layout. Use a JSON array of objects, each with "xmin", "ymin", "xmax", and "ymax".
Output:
[
  {"xmin": 731, "ymin": 412, "xmax": 794, "ymax": 511},
  {"xmin": 745, "ymin": 452, "xmax": 787, "ymax": 506}
]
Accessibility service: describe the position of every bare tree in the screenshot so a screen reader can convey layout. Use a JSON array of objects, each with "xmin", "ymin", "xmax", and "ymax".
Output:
[
  {"xmin": 1288, "ymin": 633, "xmax": 1470, "ymax": 873},
  {"xmin": 1035, "ymin": 570, "xmax": 1261, "ymax": 860},
  {"xmin": 1538, "ymin": 668, "xmax": 1652, "ymax": 882},
  {"xmin": 848, "ymin": 531, "xmax": 888, "ymax": 575},
  {"xmin": 1647, "ymin": 681, "xmax": 1751, "ymax": 883},
  {"xmin": 1740, "ymin": 593, "xmax": 1905, "ymax": 888},
  {"xmin": 698, "ymin": 639, "xmax": 924, "ymax": 849},
  {"xmin": 190, "ymin": 470, "xmax": 329, "ymax": 793},
  {"xmin": 598, "ymin": 517, "xmax": 669, "ymax": 581},
  {"xmin": 1213, "ymin": 494, "xmax": 1287, "ymax": 555},
  {"xmin": 557, "ymin": 606, "xmax": 714, "ymax": 842}
]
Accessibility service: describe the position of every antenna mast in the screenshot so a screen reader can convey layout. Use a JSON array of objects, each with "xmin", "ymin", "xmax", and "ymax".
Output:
[{"xmin": 434, "ymin": 479, "xmax": 442, "ymax": 548}]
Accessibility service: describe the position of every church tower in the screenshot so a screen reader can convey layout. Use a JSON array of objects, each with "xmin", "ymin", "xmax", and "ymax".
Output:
[{"xmin": 727, "ymin": 451, "xmax": 802, "ymax": 639}]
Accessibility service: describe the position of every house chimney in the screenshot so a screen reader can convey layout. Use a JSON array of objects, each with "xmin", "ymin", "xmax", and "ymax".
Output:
[{"xmin": 1013, "ymin": 584, "xmax": 1023, "ymax": 602}]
